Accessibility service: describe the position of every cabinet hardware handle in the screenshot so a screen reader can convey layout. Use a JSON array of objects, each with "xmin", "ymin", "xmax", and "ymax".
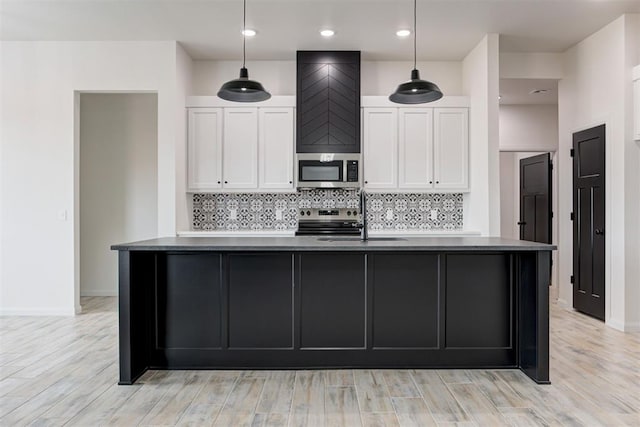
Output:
[
  {"xmin": 429, "ymin": 181, "xmax": 432, "ymax": 184},
  {"xmin": 224, "ymin": 181, "xmax": 228, "ymax": 184},
  {"xmin": 595, "ymin": 229, "xmax": 604, "ymax": 235},
  {"xmin": 436, "ymin": 181, "xmax": 439, "ymax": 184},
  {"xmin": 364, "ymin": 181, "xmax": 368, "ymax": 184},
  {"xmin": 217, "ymin": 181, "xmax": 221, "ymax": 184},
  {"xmin": 517, "ymin": 221, "xmax": 526, "ymax": 226},
  {"xmin": 289, "ymin": 181, "xmax": 293, "ymax": 184}
]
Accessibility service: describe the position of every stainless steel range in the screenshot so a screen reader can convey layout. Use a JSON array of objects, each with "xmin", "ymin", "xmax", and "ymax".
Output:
[{"xmin": 295, "ymin": 207, "xmax": 362, "ymax": 236}]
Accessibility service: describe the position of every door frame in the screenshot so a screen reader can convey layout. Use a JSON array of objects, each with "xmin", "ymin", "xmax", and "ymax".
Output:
[{"xmin": 73, "ymin": 90, "xmax": 160, "ymax": 314}]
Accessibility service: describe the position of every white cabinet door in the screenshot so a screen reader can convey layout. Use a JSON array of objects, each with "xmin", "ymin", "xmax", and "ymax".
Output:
[
  {"xmin": 363, "ymin": 108, "xmax": 398, "ymax": 189},
  {"xmin": 259, "ymin": 108, "xmax": 294, "ymax": 189},
  {"xmin": 399, "ymin": 109, "xmax": 434, "ymax": 189},
  {"xmin": 434, "ymin": 108, "xmax": 468, "ymax": 190},
  {"xmin": 188, "ymin": 108, "xmax": 222, "ymax": 191},
  {"xmin": 223, "ymin": 108, "xmax": 258, "ymax": 189}
]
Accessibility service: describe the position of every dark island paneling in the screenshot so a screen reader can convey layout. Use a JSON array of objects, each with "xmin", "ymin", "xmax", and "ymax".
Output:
[
  {"xmin": 116, "ymin": 247, "xmax": 551, "ymax": 385},
  {"xmin": 156, "ymin": 253, "xmax": 222, "ymax": 350},
  {"xmin": 370, "ymin": 253, "xmax": 440, "ymax": 349},
  {"xmin": 118, "ymin": 251, "xmax": 155, "ymax": 385},
  {"xmin": 445, "ymin": 254, "xmax": 512, "ymax": 349},
  {"xmin": 228, "ymin": 253, "xmax": 294, "ymax": 349},
  {"xmin": 297, "ymin": 253, "xmax": 366, "ymax": 348}
]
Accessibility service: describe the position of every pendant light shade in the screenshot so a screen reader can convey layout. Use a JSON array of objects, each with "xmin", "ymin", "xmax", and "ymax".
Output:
[
  {"xmin": 217, "ymin": 0, "xmax": 270, "ymax": 102},
  {"xmin": 218, "ymin": 67, "xmax": 271, "ymax": 102},
  {"xmin": 389, "ymin": 0, "xmax": 442, "ymax": 104},
  {"xmin": 389, "ymin": 69, "xmax": 443, "ymax": 104}
]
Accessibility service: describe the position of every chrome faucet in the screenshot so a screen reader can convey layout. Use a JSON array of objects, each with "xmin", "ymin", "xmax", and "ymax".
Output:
[{"xmin": 359, "ymin": 190, "xmax": 368, "ymax": 241}]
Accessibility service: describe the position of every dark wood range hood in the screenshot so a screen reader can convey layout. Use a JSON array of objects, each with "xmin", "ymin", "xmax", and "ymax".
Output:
[{"xmin": 296, "ymin": 51, "xmax": 361, "ymax": 153}]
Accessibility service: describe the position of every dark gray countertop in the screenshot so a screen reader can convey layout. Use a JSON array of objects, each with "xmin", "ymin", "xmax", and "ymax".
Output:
[{"xmin": 111, "ymin": 236, "xmax": 556, "ymax": 251}]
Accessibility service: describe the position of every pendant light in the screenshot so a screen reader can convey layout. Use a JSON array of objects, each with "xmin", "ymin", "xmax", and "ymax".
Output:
[
  {"xmin": 217, "ymin": 0, "xmax": 271, "ymax": 102},
  {"xmin": 389, "ymin": 0, "xmax": 443, "ymax": 104}
]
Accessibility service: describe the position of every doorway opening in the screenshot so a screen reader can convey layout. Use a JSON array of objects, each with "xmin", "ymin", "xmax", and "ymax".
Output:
[
  {"xmin": 76, "ymin": 93, "xmax": 158, "ymax": 305},
  {"xmin": 498, "ymin": 78, "xmax": 559, "ymax": 295}
]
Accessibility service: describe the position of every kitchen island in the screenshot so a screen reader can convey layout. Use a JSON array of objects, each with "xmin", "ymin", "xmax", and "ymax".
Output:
[{"xmin": 112, "ymin": 236, "xmax": 554, "ymax": 385}]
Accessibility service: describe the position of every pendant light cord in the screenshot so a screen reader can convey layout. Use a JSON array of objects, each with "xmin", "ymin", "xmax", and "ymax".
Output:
[
  {"xmin": 243, "ymin": 0, "xmax": 247, "ymax": 68},
  {"xmin": 413, "ymin": 0, "xmax": 417, "ymax": 70}
]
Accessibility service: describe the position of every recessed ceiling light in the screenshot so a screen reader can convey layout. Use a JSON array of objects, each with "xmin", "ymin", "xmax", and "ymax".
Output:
[
  {"xmin": 320, "ymin": 29, "xmax": 335, "ymax": 37},
  {"xmin": 242, "ymin": 29, "xmax": 256, "ymax": 37},
  {"xmin": 396, "ymin": 30, "xmax": 411, "ymax": 37}
]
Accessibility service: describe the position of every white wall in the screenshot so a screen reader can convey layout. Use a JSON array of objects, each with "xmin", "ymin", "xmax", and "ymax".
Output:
[
  {"xmin": 175, "ymin": 43, "xmax": 194, "ymax": 232},
  {"xmin": 192, "ymin": 60, "xmax": 463, "ymax": 96},
  {"xmin": 80, "ymin": 94, "xmax": 158, "ymax": 296},
  {"xmin": 625, "ymin": 18, "xmax": 640, "ymax": 329},
  {"xmin": 558, "ymin": 14, "xmax": 640, "ymax": 331},
  {"xmin": 462, "ymin": 34, "xmax": 501, "ymax": 236},
  {"xmin": 499, "ymin": 105, "xmax": 559, "ymax": 152},
  {"xmin": 499, "ymin": 152, "xmax": 517, "ymax": 239},
  {"xmin": 500, "ymin": 53, "xmax": 564, "ymax": 80},
  {"xmin": 0, "ymin": 41, "xmax": 183, "ymax": 315}
]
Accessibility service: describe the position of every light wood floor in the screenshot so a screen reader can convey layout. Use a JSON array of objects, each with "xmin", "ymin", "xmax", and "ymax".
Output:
[{"xmin": 1, "ymin": 297, "xmax": 639, "ymax": 426}]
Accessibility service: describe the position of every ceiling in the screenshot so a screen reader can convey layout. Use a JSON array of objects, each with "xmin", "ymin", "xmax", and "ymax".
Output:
[
  {"xmin": 1, "ymin": 0, "xmax": 639, "ymax": 61},
  {"xmin": 500, "ymin": 79, "xmax": 558, "ymax": 105}
]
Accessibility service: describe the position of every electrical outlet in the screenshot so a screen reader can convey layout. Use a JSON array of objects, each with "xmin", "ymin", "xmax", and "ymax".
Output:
[
  {"xmin": 430, "ymin": 209, "xmax": 438, "ymax": 221},
  {"xmin": 386, "ymin": 209, "xmax": 394, "ymax": 220},
  {"xmin": 229, "ymin": 209, "xmax": 237, "ymax": 220},
  {"xmin": 276, "ymin": 209, "xmax": 283, "ymax": 220}
]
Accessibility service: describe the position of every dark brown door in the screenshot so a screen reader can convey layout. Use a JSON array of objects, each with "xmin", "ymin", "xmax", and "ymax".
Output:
[
  {"xmin": 573, "ymin": 125, "xmax": 605, "ymax": 320},
  {"xmin": 519, "ymin": 153, "xmax": 552, "ymax": 244}
]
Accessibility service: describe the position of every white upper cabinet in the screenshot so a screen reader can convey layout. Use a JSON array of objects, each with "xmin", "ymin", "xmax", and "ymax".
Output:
[
  {"xmin": 433, "ymin": 108, "xmax": 469, "ymax": 189},
  {"xmin": 363, "ymin": 108, "xmax": 398, "ymax": 189},
  {"xmin": 187, "ymin": 108, "xmax": 222, "ymax": 191},
  {"xmin": 361, "ymin": 98, "xmax": 469, "ymax": 192},
  {"xmin": 186, "ymin": 97, "xmax": 296, "ymax": 192},
  {"xmin": 398, "ymin": 109, "xmax": 434, "ymax": 188},
  {"xmin": 223, "ymin": 108, "xmax": 259, "ymax": 189},
  {"xmin": 259, "ymin": 108, "xmax": 294, "ymax": 189}
]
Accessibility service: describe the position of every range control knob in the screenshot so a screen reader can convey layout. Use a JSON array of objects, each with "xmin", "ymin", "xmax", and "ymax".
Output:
[
  {"xmin": 300, "ymin": 210, "xmax": 305, "ymax": 216},
  {"xmin": 307, "ymin": 211, "xmax": 311, "ymax": 216},
  {"xmin": 347, "ymin": 211, "xmax": 351, "ymax": 216},
  {"xmin": 353, "ymin": 211, "xmax": 358, "ymax": 216}
]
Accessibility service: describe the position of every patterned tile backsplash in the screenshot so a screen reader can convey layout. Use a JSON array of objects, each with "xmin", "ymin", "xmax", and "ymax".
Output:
[
  {"xmin": 192, "ymin": 190, "xmax": 463, "ymax": 231},
  {"xmin": 366, "ymin": 193, "xmax": 463, "ymax": 231},
  {"xmin": 193, "ymin": 193, "xmax": 299, "ymax": 231}
]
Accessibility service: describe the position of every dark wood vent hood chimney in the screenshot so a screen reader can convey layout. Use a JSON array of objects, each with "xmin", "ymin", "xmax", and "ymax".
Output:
[{"xmin": 296, "ymin": 51, "xmax": 361, "ymax": 153}]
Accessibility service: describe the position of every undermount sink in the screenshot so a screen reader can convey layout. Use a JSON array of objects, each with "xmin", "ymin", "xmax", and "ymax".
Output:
[{"xmin": 316, "ymin": 237, "xmax": 407, "ymax": 242}]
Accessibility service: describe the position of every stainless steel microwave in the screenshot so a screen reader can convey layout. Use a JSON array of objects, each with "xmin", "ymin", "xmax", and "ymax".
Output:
[{"xmin": 295, "ymin": 153, "xmax": 361, "ymax": 189}]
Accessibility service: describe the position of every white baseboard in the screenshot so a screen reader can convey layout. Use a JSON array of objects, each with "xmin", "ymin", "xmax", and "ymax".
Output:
[
  {"xmin": 0, "ymin": 307, "xmax": 76, "ymax": 316},
  {"xmin": 607, "ymin": 318, "xmax": 626, "ymax": 332},
  {"xmin": 556, "ymin": 298, "xmax": 570, "ymax": 309},
  {"xmin": 80, "ymin": 290, "xmax": 118, "ymax": 297},
  {"xmin": 625, "ymin": 322, "xmax": 640, "ymax": 332},
  {"xmin": 607, "ymin": 318, "xmax": 640, "ymax": 332}
]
